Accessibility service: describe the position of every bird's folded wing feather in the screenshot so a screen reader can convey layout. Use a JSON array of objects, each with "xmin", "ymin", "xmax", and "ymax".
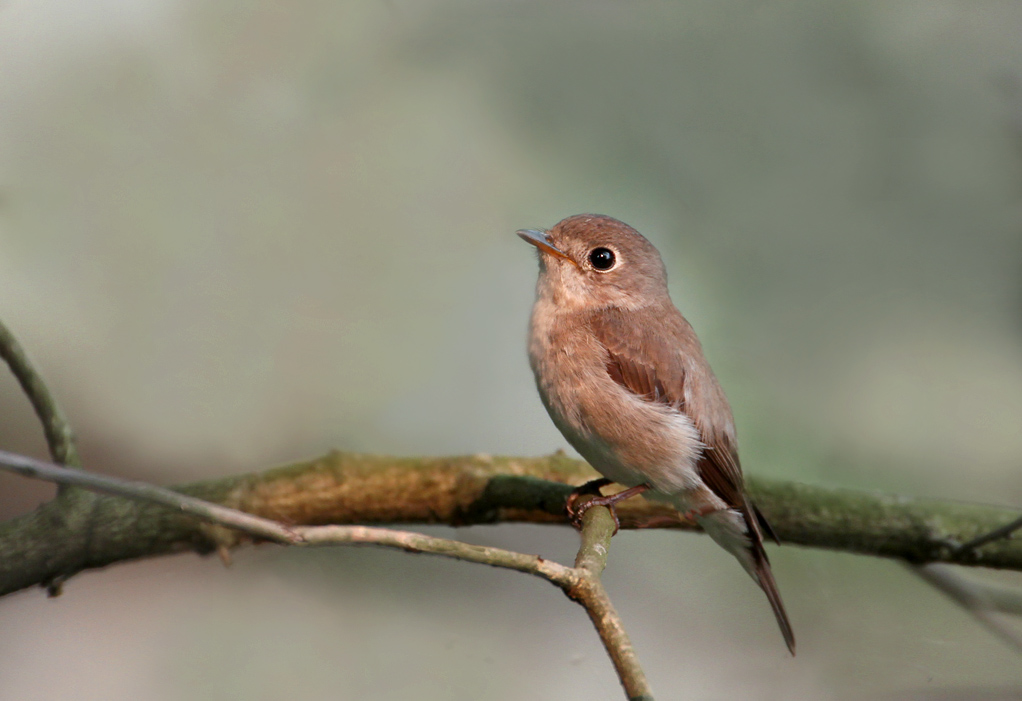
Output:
[{"xmin": 586, "ymin": 305, "xmax": 747, "ymax": 513}]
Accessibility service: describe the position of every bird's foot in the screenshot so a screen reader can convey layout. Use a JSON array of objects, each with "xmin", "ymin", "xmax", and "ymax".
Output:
[
  {"xmin": 565, "ymin": 478, "xmax": 612, "ymax": 527},
  {"xmin": 566, "ymin": 480, "xmax": 650, "ymax": 534}
]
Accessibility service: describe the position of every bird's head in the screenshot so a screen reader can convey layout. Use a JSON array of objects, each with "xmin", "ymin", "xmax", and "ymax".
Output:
[{"xmin": 518, "ymin": 214, "xmax": 669, "ymax": 310}]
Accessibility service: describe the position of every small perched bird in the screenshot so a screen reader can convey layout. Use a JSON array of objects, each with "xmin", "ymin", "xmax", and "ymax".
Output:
[{"xmin": 519, "ymin": 213, "xmax": 795, "ymax": 655}]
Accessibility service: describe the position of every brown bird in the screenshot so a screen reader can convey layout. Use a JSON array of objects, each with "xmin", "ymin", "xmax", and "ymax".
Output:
[{"xmin": 519, "ymin": 213, "xmax": 795, "ymax": 655}]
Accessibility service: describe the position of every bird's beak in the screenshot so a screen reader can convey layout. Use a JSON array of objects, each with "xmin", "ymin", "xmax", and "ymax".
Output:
[{"xmin": 517, "ymin": 229, "xmax": 575, "ymax": 264}]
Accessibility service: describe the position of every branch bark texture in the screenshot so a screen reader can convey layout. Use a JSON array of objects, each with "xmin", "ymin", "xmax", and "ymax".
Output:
[{"xmin": 1, "ymin": 451, "xmax": 1020, "ymax": 598}]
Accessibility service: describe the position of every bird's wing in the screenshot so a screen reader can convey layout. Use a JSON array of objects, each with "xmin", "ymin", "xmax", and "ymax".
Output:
[
  {"xmin": 697, "ymin": 426, "xmax": 746, "ymax": 513},
  {"xmin": 587, "ymin": 306, "xmax": 746, "ymax": 512},
  {"xmin": 588, "ymin": 306, "xmax": 685, "ymax": 409},
  {"xmin": 590, "ymin": 306, "xmax": 790, "ymax": 651}
]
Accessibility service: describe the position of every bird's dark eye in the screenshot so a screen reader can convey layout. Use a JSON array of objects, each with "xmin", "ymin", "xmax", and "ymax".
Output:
[{"xmin": 588, "ymin": 247, "xmax": 616, "ymax": 271}]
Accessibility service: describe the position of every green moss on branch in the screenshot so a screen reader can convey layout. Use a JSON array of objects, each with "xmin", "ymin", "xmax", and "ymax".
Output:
[{"xmin": 0, "ymin": 451, "xmax": 1019, "ymax": 597}]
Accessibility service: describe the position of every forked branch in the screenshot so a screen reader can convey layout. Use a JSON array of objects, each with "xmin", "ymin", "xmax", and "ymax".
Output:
[{"xmin": 1, "ymin": 451, "xmax": 653, "ymax": 699}]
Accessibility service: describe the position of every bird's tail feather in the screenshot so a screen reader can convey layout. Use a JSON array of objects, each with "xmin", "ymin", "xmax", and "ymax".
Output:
[
  {"xmin": 696, "ymin": 507, "xmax": 796, "ymax": 656},
  {"xmin": 750, "ymin": 536, "xmax": 796, "ymax": 655}
]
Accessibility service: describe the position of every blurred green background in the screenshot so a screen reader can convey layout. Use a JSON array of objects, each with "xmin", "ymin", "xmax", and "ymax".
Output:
[{"xmin": 1, "ymin": 1, "xmax": 1021, "ymax": 699}]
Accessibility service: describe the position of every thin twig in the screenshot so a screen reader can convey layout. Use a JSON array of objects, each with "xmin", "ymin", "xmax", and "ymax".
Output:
[
  {"xmin": 909, "ymin": 563, "xmax": 1022, "ymax": 654},
  {"xmin": 0, "ymin": 318, "xmax": 80, "ymax": 468},
  {"xmin": 0, "ymin": 450, "xmax": 300, "ymax": 544},
  {"xmin": 570, "ymin": 504, "xmax": 654, "ymax": 700},
  {"xmin": 298, "ymin": 524, "xmax": 576, "ymax": 582},
  {"xmin": 0, "ymin": 449, "xmax": 654, "ymax": 699},
  {"xmin": 297, "ymin": 516, "xmax": 655, "ymax": 699},
  {"xmin": 958, "ymin": 514, "xmax": 1022, "ymax": 553}
]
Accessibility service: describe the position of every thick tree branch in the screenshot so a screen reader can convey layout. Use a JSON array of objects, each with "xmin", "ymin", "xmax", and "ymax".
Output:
[{"xmin": 2, "ymin": 450, "xmax": 1022, "ymax": 600}]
